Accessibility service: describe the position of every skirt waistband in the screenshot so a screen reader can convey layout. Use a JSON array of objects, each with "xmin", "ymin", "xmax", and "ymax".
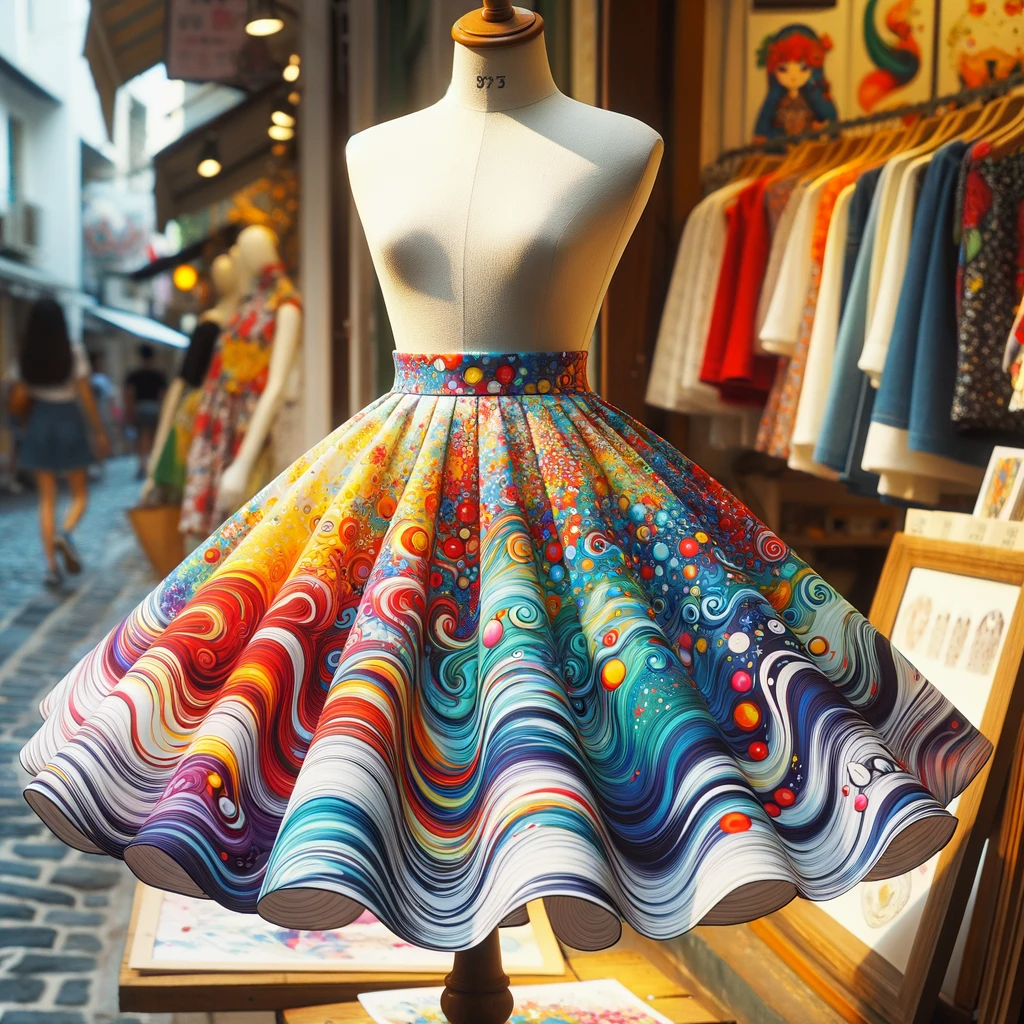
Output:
[{"xmin": 391, "ymin": 351, "xmax": 591, "ymax": 396}]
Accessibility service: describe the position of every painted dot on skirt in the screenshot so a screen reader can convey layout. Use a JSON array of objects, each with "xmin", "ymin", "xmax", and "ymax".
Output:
[
  {"xmin": 719, "ymin": 811, "xmax": 752, "ymax": 833},
  {"xmin": 482, "ymin": 619, "xmax": 504, "ymax": 648},
  {"xmin": 601, "ymin": 658, "xmax": 627, "ymax": 690},
  {"xmin": 748, "ymin": 741, "xmax": 768, "ymax": 761},
  {"xmin": 775, "ymin": 788, "xmax": 795, "ymax": 807},
  {"xmin": 204, "ymin": 548, "xmax": 221, "ymax": 563},
  {"xmin": 734, "ymin": 701, "xmax": 762, "ymax": 731},
  {"xmin": 807, "ymin": 636, "xmax": 829, "ymax": 656},
  {"xmin": 731, "ymin": 670, "xmax": 753, "ymax": 693}
]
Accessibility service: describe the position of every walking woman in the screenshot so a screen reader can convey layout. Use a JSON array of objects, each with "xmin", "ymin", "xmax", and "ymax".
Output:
[{"xmin": 14, "ymin": 299, "xmax": 109, "ymax": 587}]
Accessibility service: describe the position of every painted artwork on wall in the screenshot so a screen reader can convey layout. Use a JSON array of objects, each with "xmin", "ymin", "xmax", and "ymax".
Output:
[
  {"xmin": 851, "ymin": 0, "xmax": 935, "ymax": 112},
  {"xmin": 749, "ymin": 19, "xmax": 843, "ymax": 140},
  {"xmin": 939, "ymin": 0, "xmax": 1024, "ymax": 95}
]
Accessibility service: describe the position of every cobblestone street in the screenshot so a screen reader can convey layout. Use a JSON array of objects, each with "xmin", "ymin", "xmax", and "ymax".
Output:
[{"xmin": 0, "ymin": 459, "xmax": 169, "ymax": 1024}]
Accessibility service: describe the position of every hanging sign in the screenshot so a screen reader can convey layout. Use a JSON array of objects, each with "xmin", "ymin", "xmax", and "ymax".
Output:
[{"xmin": 164, "ymin": 0, "xmax": 250, "ymax": 83}]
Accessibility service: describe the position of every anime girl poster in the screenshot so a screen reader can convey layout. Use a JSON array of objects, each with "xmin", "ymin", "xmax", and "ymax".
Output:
[
  {"xmin": 851, "ymin": 0, "xmax": 934, "ymax": 113},
  {"xmin": 747, "ymin": 11, "xmax": 848, "ymax": 141},
  {"xmin": 939, "ymin": 0, "xmax": 1024, "ymax": 95}
]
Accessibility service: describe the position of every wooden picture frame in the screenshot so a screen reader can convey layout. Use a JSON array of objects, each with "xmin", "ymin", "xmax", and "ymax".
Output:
[{"xmin": 750, "ymin": 535, "xmax": 1024, "ymax": 1024}]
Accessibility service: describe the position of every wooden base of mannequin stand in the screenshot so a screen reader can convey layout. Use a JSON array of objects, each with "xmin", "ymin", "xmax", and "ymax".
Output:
[{"xmin": 439, "ymin": 928, "xmax": 514, "ymax": 1024}]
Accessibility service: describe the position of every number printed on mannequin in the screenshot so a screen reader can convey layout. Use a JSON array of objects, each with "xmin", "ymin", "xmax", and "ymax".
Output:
[{"xmin": 475, "ymin": 75, "xmax": 505, "ymax": 88}]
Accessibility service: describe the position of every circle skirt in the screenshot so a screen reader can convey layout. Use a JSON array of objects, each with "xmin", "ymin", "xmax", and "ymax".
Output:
[{"xmin": 21, "ymin": 351, "xmax": 990, "ymax": 952}]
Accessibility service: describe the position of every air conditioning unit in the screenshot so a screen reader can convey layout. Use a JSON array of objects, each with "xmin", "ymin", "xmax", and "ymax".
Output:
[{"xmin": 0, "ymin": 201, "xmax": 41, "ymax": 260}]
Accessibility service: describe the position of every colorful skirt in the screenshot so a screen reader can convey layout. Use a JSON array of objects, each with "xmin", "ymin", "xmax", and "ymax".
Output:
[{"xmin": 21, "ymin": 351, "xmax": 990, "ymax": 951}]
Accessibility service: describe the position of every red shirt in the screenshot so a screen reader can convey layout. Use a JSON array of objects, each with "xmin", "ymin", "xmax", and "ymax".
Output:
[{"xmin": 699, "ymin": 178, "xmax": 776, "ymax": 404}]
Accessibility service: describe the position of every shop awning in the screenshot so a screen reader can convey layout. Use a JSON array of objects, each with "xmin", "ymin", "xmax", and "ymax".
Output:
[
  {"xmin": 85, "ymin": 0, "xmax": 166, "ymax": 138},
  {"xmin": 84, "ymin": 304, "xmax": 190, "ymax": 348},
  {"xmin": 152, "ymin": 85, "xmax": 281, "ymax": 229}
]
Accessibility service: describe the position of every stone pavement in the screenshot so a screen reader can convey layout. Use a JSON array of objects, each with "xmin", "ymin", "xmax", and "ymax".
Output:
[{"xmin": 0, "ymin": 459, "xmax": 171, "ymax": 1024}]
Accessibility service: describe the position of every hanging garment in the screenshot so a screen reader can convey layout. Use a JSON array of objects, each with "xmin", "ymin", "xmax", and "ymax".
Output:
[
  {"xmin": 700, "ymin": 179, "xmax": 777, "ymax": 403},
  {"xmin": 179, "ymin": 266, "xmax": 302, "ymax": 537},
  {"xmin": 866, "ymin": 150, "xmax": 924, "ymax": 330},
  {"xmin": 862, "ymin": 143, "xmax": 986, "ymax": 505},
  {"xmin": 677, "ymin": 178, "xmax": 755, "ymax": 411},
  {"xmin": 758, "ymin": 166, "xmax": 864, "ymax": 459},
  {"xmin": 859, "ymin": 153, "xmax": 934, "ymax": 386},
  {"xmin": 759, "ymin": 176, "xmax": 828, "ymax": 356},
  {"xmin": 906, "ymin": 143, "xmax": 997, "ymax": 469},
  {"xmin": 648, "ymin": 179, "xmax": 753, "ymax": 414},
  {"xmin": 22, "ymin": 349, "xmax": 989, "ymax": 950},
  {"xmin": 814, "ymin": 170, "xmax": 883, "ymax": 492},
  {"xmin": 754, "ymin": 180, "xmax": 806, "ymax": 353},
  {"xmin": 788, "ymin": 183, "xmax": 855, "ymax": 478},
  {"xmin": 1005, "ymin": 300, "xmax": 1024, "ymax": 410},
  {"xmin": 153, "ymin": 320, "xmax": 221, "ymax": 495},
  {"xmin": 952, "ymin": 151, "xmax": 1024, "ymax": 436}
]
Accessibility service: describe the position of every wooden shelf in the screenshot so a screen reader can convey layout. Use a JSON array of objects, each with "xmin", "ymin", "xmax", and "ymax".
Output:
[{"xmin": 784, "ymin": 533, "xmax": 896, "ymax": 550}]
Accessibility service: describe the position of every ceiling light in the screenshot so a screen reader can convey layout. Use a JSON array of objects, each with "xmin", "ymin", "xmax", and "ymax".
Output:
[
  {"xmin": 196, "ymin": 135, "xmax": 222, "ymax": 178},
  {"xmin": 282, "ymin": 63, "xmax": 300, "ymax": 82},
  {"xmin": 173, "ymin": 264, "xmax": 198, "ymax": 291},
  {"xmin": 271, "ymin": 109, "xmax": 295, "ymax": 128},
  {"xmin": 246, "ymin": 0, "xmax": 284, "ymax": 36},
  {"xmin": 268, "ymin": 124, "xmax": 294, "ymax": 141}
]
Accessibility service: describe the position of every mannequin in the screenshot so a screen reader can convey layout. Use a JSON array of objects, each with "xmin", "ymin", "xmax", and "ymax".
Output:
[
  {"xmin": 346, "ymin": 5, "xmax": 662, "ymax": 356},
  {"xmin": 348, "ymin": 6, "xmax": 661, "ymax": 1022},
  {"xmin": 215, "ymin": 227, "xmax": 301, "ymax": 511},
  {"xmin": 180, "ymin": 225, "xmax": 302, "ymax": 550},
  {"xmin": 142, "ymin": 253, "xmax": 245, "ymax": 503}
]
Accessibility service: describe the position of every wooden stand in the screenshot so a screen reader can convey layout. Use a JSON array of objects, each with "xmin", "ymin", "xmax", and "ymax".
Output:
[{"xmin": 439, "ymin": 928, "xmax": 514, "ymax": 1024}]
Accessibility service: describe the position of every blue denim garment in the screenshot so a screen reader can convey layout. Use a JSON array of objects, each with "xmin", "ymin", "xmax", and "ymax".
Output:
[
  {"xmin": 813, "ymin": 168, "xmax": 882, "ymax": 494},
  {"xmin": 907, "ymin": 142, "xmax": 992, "ymax": 465},
  {"xmin": 871, "ymin": 146, "xmax": 957, "ymax": 432}
]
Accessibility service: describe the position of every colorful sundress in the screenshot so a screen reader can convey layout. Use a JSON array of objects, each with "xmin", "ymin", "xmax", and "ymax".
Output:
[
  {"xmin": 22, "ymin": 350, "xmax": 989, "ymax": 952},
  {"xmin": 179, "ymin": 265, "xmax": 301, "ymax": 536}
]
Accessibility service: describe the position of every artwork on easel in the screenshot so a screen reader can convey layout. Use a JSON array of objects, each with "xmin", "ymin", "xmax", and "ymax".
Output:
[
  {"xmin": 128, "ymin": 885, "xmax": 564, "ymax": 976},
  {"xmin": 850, "ymin": 0, "xmax": 934, "ymax": 113},
  {"xmin": 812, "ymin": 568, "xmax": 1017, "ymax": 998},
  {"xmin": 746, "ymin": 8, "xmax": 848, "ymax": 141},
  {"xmin": 750, "ymin": 536, "xmax": 1024, "ymax": 1024},
  {"xmin": 358, "ymin": 979, "xmax": 676, "ymax": 1024},
  {"xmin": 938, "ymin": 0, "xmax": 1024, "ymax": 95}
]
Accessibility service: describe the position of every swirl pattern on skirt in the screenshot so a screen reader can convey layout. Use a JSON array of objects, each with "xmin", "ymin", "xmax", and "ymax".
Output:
[{"xmin": 22, "ymin": 351, "xmax": 990, "ymax": 951}]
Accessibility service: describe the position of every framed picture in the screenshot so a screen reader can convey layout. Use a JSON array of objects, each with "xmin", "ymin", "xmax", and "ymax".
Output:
[
  {"xmin": 750, "ymin": 535, "xmax": 1024, "ymax": 1024},
  {"xmin": 973, "ymin": 447, "xmax": 1024, "ymax": 521},
  {"xmin": 129, "ymin": 885, "xmax": 564, "ymax": 976}
]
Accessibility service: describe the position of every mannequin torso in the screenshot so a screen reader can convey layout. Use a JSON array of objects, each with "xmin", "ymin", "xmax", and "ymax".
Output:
[{"xmin": 346, "ymin": 30, "xmax": 663, "ymax": 354}]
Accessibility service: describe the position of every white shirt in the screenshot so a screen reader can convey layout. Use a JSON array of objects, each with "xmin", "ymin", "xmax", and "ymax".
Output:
[
  {"xmin": 758, "ymin": 169, "xmax": 842, "ymax": 356},
  {"xmin": 858, "ymin": 153, "xmax": 932, "ymax": 386},
  {"xmin": 788, "ymin": 184, "xmax": 855, "ymax": 478},
  {"xmin": 754, "ymin": 182, "xmax": 806, "ymax": 354}
]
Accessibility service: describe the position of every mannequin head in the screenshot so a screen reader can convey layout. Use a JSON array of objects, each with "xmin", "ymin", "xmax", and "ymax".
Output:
[
  {"xmin": 210, "ymin": 253, "xmax": 240, "ymax": 299},
  {"xmin": 235, "ymin": 224, "xmax": 282, "ymax": 277}
]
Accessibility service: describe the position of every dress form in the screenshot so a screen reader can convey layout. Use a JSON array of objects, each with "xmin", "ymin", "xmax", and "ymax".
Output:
[
  {"xmin": 346, "ymin": 7, "xmax": 663, "ymax": 356},
  {"xmin": 143, "ymin": 255, "xmax": 244, "ymax": 503},
  {"xmin": 212, "ymin": 227, "xmax": 301, "ymax": 513},
  {"xmin": 349, "ymin": 7, "xmax": 660, "ymax": 1021}
]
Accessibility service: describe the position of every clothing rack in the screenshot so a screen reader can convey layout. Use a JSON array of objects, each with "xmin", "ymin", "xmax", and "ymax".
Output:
[{"xmin": 711, "ymin": 73, "xmax": 1024, "ymax": 166}]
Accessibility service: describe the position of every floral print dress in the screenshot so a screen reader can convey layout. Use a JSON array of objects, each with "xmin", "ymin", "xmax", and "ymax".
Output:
[{"xmin": 179, "ymin": 265, "xmax": 301, "ymax": 536}]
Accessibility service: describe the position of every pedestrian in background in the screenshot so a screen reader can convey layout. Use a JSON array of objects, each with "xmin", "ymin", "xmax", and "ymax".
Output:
[
  {"xmin": 124, "ymin": 344, "xmax": 166, "ymax": 479},
  {"xmin": 11, "ymin": 298, "xmax": 110, "ymax": 588}
]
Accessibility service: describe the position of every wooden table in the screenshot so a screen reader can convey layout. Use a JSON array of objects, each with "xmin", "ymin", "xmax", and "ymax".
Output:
[{"xmin": 280, "ymin": 948, "xmax": 730, "ymax": 1023}]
